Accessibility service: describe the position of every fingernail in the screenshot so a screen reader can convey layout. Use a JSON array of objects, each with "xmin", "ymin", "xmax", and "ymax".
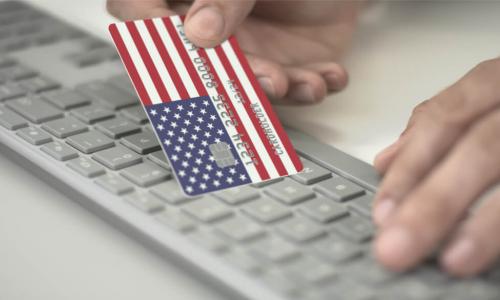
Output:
[
  {"xmin": 374, "ymin": 199, "xmax": 395, "ymax": 225},
  {"xmin": 188, "ymin": 6, "xmax": 224, "ymax": 41},
  {"xmin": 324, "ymin": 72, "xmax": 345, "ymax": 90},
  {"xmin": 289, "ymin": 84, "xmax": 315, "ymax": 103},
  {"xmin": 377, "ymin": 226, "xmax": 415, "ymax": 263},
  {"xmin": 443, "ymin": 238, "xmax": 476, "ymax": 269},
  {"xmin": 258, "ymin": 77, "xmax": 276, "ymax": 98}
]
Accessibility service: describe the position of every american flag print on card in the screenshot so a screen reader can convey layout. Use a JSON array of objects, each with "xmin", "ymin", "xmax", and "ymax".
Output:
[{"xmin": 109, "ymin": 16, "xmax": 303, "ymax": 196}]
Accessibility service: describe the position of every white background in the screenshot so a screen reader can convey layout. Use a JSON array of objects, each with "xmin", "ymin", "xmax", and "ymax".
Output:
[{"xmin": 2, "ymin": 1, "xmax": 500, "ymax": 299}]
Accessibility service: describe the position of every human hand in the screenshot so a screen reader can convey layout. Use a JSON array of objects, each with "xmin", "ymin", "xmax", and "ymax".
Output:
[
  {"xmin": 106, "ymin": 0, "xmax": 364, "ymax": 104},
  {"xmin": 373, "ymin": 58, "xmax": 500, "ymax": 277}
]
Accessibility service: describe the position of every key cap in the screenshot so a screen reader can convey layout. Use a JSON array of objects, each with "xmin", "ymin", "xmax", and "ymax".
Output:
[
  {"xmin": 286, "ymin": 256, "xmax": 338, "ymax": 284},
  {"xmin": 382, "ymin": 279, "xmax": 443, "ymax": 300},
  {"xmin": 242, "ymin": 197, "xmax": 292, "ymax": 223},
  {"xmin": 347, "ymin": 194, "xmax": 374, "ymax": 218},
  {"xmin": 223, "ymin": 251, "xmax": 261, "ymax": 274},
  {"xmin": 71, "ymin": 104, "xmax": 114, "ymax": 124},
  {"xmin": 0, "ymin": 56, "xmax": 15, "ymax": 68},
  {"xmin": 150, "ymin": 180, "xmax": 194, "ymax": 205},
  {"xmin": 189, "ymin": 231, "xmax": 228, "ymax": 253},
  {"xmin": 299, "ymin": 196, "xmax": 348, "ymax": 223},
  {"xmin": 348, "ymin": 259, "xmax": 397, "ymax": 285},
  {"xmin": 320, "ymin": 280, "xmax": 375, "ymax": 300},
  {"xmin": 147, "ymin": 151, "xmax": 170, "ymax": 170},
  {"xmin": 76, "ymin": 81, "xmax": 137, "ymax": 110},
  {"xmin": 95, "ymin": 173, "xmax": 134, "ymax": 195},
  {"xmin": 315, "ymin": 177, "xmax": 365, "ymax": 202},
  {"xmin": 66, "ymin": 131, "xmax": 114, "ymax": 154},
  {"xmin": 42, "ymin": 89, "xmax": 90, "ymax": 110},
  {"xmin": 332, "ymin": 215, "xmax": 374, "ymax": 243},
  {"xmin": 0, "ymin": 64, "xmax": 36, "ymax": 81},
  {"xmin": 41, "ymin": 141, "xmax": 78, "ymax": 161},
  {"xmin": 16, "ymin": 126, "xmax": 52, "ymax": 145},
  {"xmin": 95, "ymin": 117, "xmax": 140, "ymax": 138},
  {"xmin": 250, "ymin": 177, "xmax": 283, "ymax": 188},
  {"xmin": 216, "ymin": 217, "xmax": 265, "ymax": 242},
  {"xmin": 120, "ymin": 131, "xmax": 160, "ymax": 154},
  {"xmin": 17, "ymin": 76, "xmax": 59, "ymax": 93},
  {"xmin": 265, "ymin": 179, "xmax": 315, "ymax": 205},
  {"xmin": 67, "ymin": 156, "xmax": 105, "ymax": 178},
  {"xmin": 121, "ymin": 105, "xmax": 148, "ymax": 124},
  {"xmin": 250, "ymin": 236, "xmax": 299, "ymax": 263},
  {"xmin": 0, "ymin": 82, "xmax": 26, "ymax": 101},
  {"xmin": 0, "ymin": 106, "xmax": 27, "ymax": 129},
  {"xmin": 312, "ymin": 234, "xmax": 363, "ymax": 263},
  {"xmin": 182, "ymin": 196, "xmax": 233, "ymax": 223},
  {"xmin": 261, "ymin": 270, "xmax": 300, "ymax": 296},
  {"xmin": 107, "ymin": 74, "xmax": 135, "ymax": 96},
  {"xmin": 6, "ymin": 95, "xmax": 63, "ymax": 123},
  {"xmin": 214, "ymin": 186, "xmax": 260, "ymax": 205},
  {"xmin": 92, "ymin": 145, "xmax": 142, "ymax": 170},
  {"xmin": 120, "ymin": 162, "xmax": 170, "ymax": 187},
  {"xmin": 124, "ymin": 192, "xmax": 164, "ymax": 213},
  {"xmin": 277, "ymin": 217, "xmax": 326, "ymax": 242},
  {"xmin": 41, "ymin": 116, "xmax": 87, "ymax": 138},
  {"xmin": 291, "ymin": 159, "xmax": 332, "ymax": 185},
  {"xmin": 155, "ymin": 210, "xmax": 196, "ymax": 232}
]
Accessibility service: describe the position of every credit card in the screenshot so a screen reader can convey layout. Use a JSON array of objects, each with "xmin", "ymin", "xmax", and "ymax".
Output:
[{"xmin": 109, "ymin": 16, "xmax": 303, "ymax": 196}]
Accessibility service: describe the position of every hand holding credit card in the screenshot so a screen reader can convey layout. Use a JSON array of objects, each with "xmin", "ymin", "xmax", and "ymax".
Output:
[{"xmin": 109, "ymin": 16, "xmax": 303, "ymax": 196}]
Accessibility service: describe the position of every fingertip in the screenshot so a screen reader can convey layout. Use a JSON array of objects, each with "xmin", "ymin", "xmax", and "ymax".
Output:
[
  {"xmin": 185, "ymin": 5, "xmax": 226, "ymax": 48},
  {"xmin": 323, "ymin": 67, "xmax": 349, "ymax": 91},
  {"xmin": 440, "ymin": 238, "xmax": 480, "ymax": 278},
  {"xmin": 374, "ymin": 226, "xmax": 418, "ymax": 272}
]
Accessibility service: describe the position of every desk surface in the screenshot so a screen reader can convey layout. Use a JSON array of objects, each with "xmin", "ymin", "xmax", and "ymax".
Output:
[{"xmin": 2, "ymin": 1, "xmax": 500, "ymax": 299}]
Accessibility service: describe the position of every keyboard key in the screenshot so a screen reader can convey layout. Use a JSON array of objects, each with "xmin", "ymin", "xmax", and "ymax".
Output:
[
  {"xmin": 92, "ymin": 145, "xmax": 142, "ymax": 170},
  {"xmin": 277, "ymin": 217, "xmax": 326, "ymax": 242},
  {"xmin": 189, "ymin": 231, "xmax": 228, "ymax": 253},
  {"xmin": 299, "ymin": 196, "xmax": 348, "ymax": 223},
  {"xmin": 0, "ymin": 64, "xmax": 36, "ymax": 81},
  {"xmin": 120, "ymin": 162, "xmax": 170, "ymax": 187},
  {"xmin": 347, "ymin": 194, "xmax": 374, "ymax": 218},
  {"xmin": 107, "ymin": 74, "xmax": 135, "ymax": 96},
  {"xmin": 150, "ymin": 181, "xmax": 194, "ymax": 205},
  {"xmin": 215, "ymin": 186, "xmax": 260, "ymax": 205},
  {"xmin": 348, "ymin": 258, "xmax": 397, "ymax": 285},
  {"xmin": 312, "ymin": 234, "xmax": 363, "ymax": 263},
  {"xmin": 95, "ymin": 173, "xmax": 134, "ymax": 195},
  {"xmin": 6, "ymin": 95, "xmax": 63, "ymax": 123},
  {"xmin": 0, "ymin": 56, "xmax": 15, "ymax": 68},
  {"xmin": 216, "ymin": 217, "xmax": 265, "ymax": 242},
  {"xmin": 332, "ymin": 215, "xmax": 374, "ymax": 243},
  {"xmin": 261, "ymin": 270, "xmax": 299, "ymax": 296},
  {"xmin": 250, "ymin": 236, "xmax": 299, "ymax": 263},
  {"xmin": 182, "ymin": 196, "xmax": 233, "ymax": 223},
  {"xmin": 223, "ymin": 250, "xmax": 261, "ymax": 274},
  {"xmin": 242, "ymin": 197, "xmax": 292, "ymax": 223},
  {"xmin": 286, "ymin": 256, "xmax": 338, "ymax": 284},
  {"xmin": 67, "ymin": 156, "xmax": 105, "ymax": 178},
  {"xmin": 291, "ymin": 159, "xmax": 332, "ymax": 185},
  {"xmin": 16, "ymin": 126, "xmax": 52, "ymax": 145},
  {"xmin": 76, "ymin": 81, "xmax": 137, "ymax": 110},
  {"xmin": 315, "ymin": 177, "xmax": 365, "ymax": 202},
  {"xmin": 121, "ymin": 105, "xmax": 148, "ymax": 124},
  {"xmin": 95, "ymin": 117, "xmax": 140, "ymax": 138},
  {"xmin": 71, "ymin": 104, "xmax": 114, "ymax": 124},
  {"xmin": 250, "ymin": 177, "xmax": 283, "ymax": 188},
  {"xmin": 120, "ymin": 131, "xmax": 160, "ymax": 154},
  {"xmin": 17, "ymin": 76, "xmax": 60, "ymax": 93},
  {"xmin": 42, "ymin": 89, "xmax": 90, "ymax": 109},
  {"xmin": 124, "ymin": 192, "xmax": 164, "ymax": 213},
  {"xmin": 265, "ymin": 179, "xmax": 315, "ymax": 205},
  {"xmin": 147, "ymin": 151, "xmax": 170, "ymax": 170},
  {"xmin": 66, "ymin": 131, "xmax": 114, "ymax": 154},
  {"xmin": 155, "ymin": 210, "xmax": 196, "ymax": 232},
  {"xmin": 0, "ymin": 82, "xmax": 26, "ymax": 101},
  {"xmin": 0, "ymin": 106, "xmax": 27, "ymax": 129},
  {"xmin": 41, "ymin": 116, "xmax": 87, "ymax": 138},
  {"xmin": 41, "ymin": 141, "xmax": 78, "ymax": 161}
]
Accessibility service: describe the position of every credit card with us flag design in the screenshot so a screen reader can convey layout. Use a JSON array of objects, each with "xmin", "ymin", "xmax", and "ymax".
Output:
[{"xmin": 108, "ymin": 16, "xmax": 303, "ymax": 196}]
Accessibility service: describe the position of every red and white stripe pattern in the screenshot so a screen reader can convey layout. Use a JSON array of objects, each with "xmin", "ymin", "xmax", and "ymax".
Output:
[{"xmin": 109, "ymin": 16, "xmax": 303, "ymax": 183}]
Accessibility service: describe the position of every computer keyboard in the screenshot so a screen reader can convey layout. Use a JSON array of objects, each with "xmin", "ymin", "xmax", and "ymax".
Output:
[{"xmin": 1, "ymin": 1, "xmax": 499, "ymax": 300}]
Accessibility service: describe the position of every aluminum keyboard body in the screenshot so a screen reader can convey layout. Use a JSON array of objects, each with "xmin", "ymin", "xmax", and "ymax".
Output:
[{"xmin": 1, "ymin": 2, "xmax": 500, "ymax": 300}]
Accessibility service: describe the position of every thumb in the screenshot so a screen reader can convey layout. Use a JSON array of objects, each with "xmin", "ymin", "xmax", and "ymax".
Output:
[{"xmin": 184, "ymin": 0, "xmax": 256, "ymax": 48}]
